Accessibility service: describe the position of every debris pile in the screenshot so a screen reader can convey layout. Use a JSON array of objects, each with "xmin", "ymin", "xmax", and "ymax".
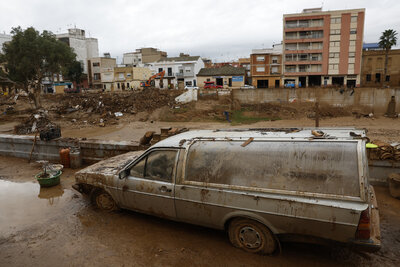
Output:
[
  {"xmin": 14, "ymin": 110, "xmax": 60, "ymax": 135},
  {"xmin": 370, "ymin": 140, "xmax": 400, "ymax": 161},
  {"xmin": 53, "ymin": 89, "xmax": 182, "ymax": 116}
]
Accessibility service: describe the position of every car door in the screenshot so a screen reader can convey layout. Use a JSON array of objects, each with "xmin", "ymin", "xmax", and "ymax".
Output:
[{"xmin": 118, "ymin": 149, "xmax": 179, "ymax": 219}]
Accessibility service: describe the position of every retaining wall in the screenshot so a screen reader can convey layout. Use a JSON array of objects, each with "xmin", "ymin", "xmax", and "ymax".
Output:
[{"xmin": 0, "ymin": 134, "xmax": 144, "ymax": 164}]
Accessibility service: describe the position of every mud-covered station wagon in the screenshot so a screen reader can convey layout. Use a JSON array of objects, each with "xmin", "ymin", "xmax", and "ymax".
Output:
[{"xmin": 74, "ymin": 128, "xmax": 381, "ymax": 254}]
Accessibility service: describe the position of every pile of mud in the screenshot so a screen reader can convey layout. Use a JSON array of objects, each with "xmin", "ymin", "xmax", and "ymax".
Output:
[
  {"xmin": 47, "ymin": 89, "xmax": 183, "ymax": 116},
  {"xmin": 14, "ymin": 111, "xmax": 60, "ymax": 135}
]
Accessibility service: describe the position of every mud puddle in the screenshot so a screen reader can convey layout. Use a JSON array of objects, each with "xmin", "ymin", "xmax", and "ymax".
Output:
[{"xmin": 0, "ymin": 180, "xmax": 81, "ymax": 237}]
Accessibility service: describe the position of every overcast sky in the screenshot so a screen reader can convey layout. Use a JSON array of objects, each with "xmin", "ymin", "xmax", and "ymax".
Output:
[{"xmin": 1, "ymin": 0, "xmax": 399, "ymax": 62}]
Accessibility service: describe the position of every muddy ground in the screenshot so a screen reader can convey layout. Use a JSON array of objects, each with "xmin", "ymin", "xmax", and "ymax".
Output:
[{"xmin": 0, "ymin": 156, "xmax": 399, "ymax": 266}]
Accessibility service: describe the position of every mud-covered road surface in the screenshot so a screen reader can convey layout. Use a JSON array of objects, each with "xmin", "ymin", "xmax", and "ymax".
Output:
[{"xmin": 1, "ymin": 156, "xmax": 399, "ymax": 267}]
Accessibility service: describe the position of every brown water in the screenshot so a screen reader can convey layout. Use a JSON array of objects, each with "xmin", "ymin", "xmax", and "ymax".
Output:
[{"xmin": 0, "ymin": 180, "xmax": 78, "ymax": 237}]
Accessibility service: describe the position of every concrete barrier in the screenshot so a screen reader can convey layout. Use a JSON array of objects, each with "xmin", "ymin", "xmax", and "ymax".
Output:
[
  {"xmin": 233, "ymin": 87, "xmax": 400, "ymax": 115},
  {"xmin": 0, "ymin": 134, "xmax": 144, "ymax": 164}
]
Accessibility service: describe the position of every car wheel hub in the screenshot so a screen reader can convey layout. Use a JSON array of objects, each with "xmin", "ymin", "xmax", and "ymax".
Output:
[{"xmin": 239, "ymin": 226, "xmax": 262, "ymax": 249}]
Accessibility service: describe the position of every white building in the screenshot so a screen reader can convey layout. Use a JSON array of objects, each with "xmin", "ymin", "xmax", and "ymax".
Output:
[
  {"xmin": 0, "ymin": 33, "xmax": 12, "ymax": 52},
  {"xmin": 150, "ymin": 55, "xmax": 205, "ymax": 89},
  {"xmin": 123, "ymin": 51, "xmax": 143, "ymax": 67},
  {"xmin": 56, "ymin": 28, "xmax": 99, "ymax": 74}
]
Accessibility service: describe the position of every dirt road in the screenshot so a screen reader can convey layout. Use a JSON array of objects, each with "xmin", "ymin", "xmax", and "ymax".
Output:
[{"xmin": 0, "ymin": 156, "xmax": 399, "ymax": 267}]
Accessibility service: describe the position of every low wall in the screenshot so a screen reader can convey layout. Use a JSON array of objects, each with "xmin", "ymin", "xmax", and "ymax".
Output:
[
  {"xmin": 0, "ymin": 134, "xmax": 144, "ymax": 164},
  {"xmin": 233, "ymin": 87, "xmax": 400, "ymax": 115}
]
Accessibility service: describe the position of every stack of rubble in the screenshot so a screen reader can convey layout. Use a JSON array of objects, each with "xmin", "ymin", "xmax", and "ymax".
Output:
[
  {"xmin": 370, "ymin": 140, "xmax": 400, "ymax": 161},
  {"xmin": 14, "ymin": 110, "xmax": 60, "ymax": 136},
  {"xmin": 140, "ymin": 128, "xmax": 188, "ymax": 146}
]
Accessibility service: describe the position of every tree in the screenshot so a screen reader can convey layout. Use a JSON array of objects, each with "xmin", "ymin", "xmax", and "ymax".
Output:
[
  {"xmin": 3, "ymin": 27, "xmax": 77, "ymax": 108},
  {"xmin": 63, "ymin": 60, "xmax": 84, "ymax": 86},
  {"xmin": 378, "ymin": 29, "xmax": 398, "ymax": 86}
]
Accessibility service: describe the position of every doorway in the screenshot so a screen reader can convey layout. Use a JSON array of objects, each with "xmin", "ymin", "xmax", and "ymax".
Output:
[
  {"xmin": 275, "ymin": 79, "xmax": 280, "ymax": 88},
  {"xmin": 332, "ymin": 76, "xmax": 344, "ymax": 86},
  {"xmin": 299, "ymin": 76, "xmax": 306, "ymax": 87},
  {"xmin": 308, "ymin": 75, "xmax": 321, "ymax": 87},
  {"xmin": 216, "ymin": 78, "xmax": 223, "ymax": 86}
]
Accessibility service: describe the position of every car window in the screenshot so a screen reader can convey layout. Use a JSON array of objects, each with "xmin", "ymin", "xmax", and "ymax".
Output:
[
  {"xmin": 130, "ymin": 157, "xmax": 145, "ymax": 178},
  {"xmin": 145, "ymin": 150, "xmax": 177, "ymax": 182}
]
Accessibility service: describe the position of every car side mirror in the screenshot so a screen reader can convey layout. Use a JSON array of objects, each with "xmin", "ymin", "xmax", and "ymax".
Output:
[{"xmin": 119, "ymin": 169, "xmax": 129, "ymax": 179}]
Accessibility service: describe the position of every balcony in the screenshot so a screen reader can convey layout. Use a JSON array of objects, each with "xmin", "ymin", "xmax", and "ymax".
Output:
[{"xmin": 176, "ymin": 72, "xmax": 194, "ymax": 78}]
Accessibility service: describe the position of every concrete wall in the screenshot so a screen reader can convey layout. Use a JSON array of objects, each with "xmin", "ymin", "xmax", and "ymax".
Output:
[
  {"xmin": 0, "ymin": 134, "xmax": 144, "ymax": 164},
  {"xmin": 233, "ymin": 87, "xmax": 400, "ymax": 114}
]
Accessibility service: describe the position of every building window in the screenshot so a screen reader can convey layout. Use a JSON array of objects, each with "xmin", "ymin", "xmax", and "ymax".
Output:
[
  {"xmin": 331, "ymin": 17, "xmax": 341, "ymax": 24},
  {"xmin": 375, "ymin": 73, "xmax": 381, "ymax": 83},
  {"xmin": 285, "ymin": 65, "xmax": 296, "ymax": 72},
  {"xmin": 271, "ymin": 66, "xmax": 279, "ymax": 74},
  {"xmin": 92, "ymin": 62, "xmax": 100, "ymax": 67},
  {"xmin": 126, "ymin": 73, "xmax": 132, "ymax": 77},
  {"xmin": 206, "ymin": 78, "xmax": 210, "ymax": 82},
  {"xmin": 185, "ymin": 68, "xmax": 191, "ymax": 73},
  {"xmin": 94, "ymin": 73, "xmax": 101, "ymax": 80},
  {"xmin": 330, "ymin": 29, "xmax": 341, "ymax": 35},
  {"xmin": 272, "ymin": 56, "xmax": 278, "ymax": 63},
  {"xmin": 329, "ymin": 64, "xmax": 339, "ymax": 70},
  {"xmin": 366, "ymin": 74, "xmax": 371, "ymax": 82},
  {"xmin": 299, "ymin": 54, "xmax": 308, "ymax": 61},
  {"xmin": 298, "ymin": 65, "xmax": 308, "ymax": 72},
  {"xmin": 348, "ymin": 63, "xmax": 355, "ymax": 70},
  {"xmin": 349, "ymin": 40, "xmax": 356, "ymax": 46},
  {"xmin": 349, "ymin": 52, "xmax": 355, "ymax": 58},
  {"xmin": 351, "ymin": 16, "xmax": 358, "ymax": 23},
  {"xmin": 256, "ymin": 56, "xmax": 265, "ymax": 61},
  {"xmin": 256, "ymin": 67, "xmax": 265, "ymax": 72},
  {"xmin": 311, "ymin": 54, "xmax": 321, "ymax": 61},
  {"xmin": 158, "ymin": 68, "xmax": 163, "ymax": 73},
  {"xmin": 329, "ymin": 52, "xmax": 339, "ymax": 58},
  {"xmin": 330, "ymin": 41, "xmax": 340, "ymax": 47},
  {"xmin": 118, "ymin": 73, "xmax": 124, "ymax": 79},
  {"xmin": 386, "ymin": 75, "xmax": 390, "ymax": 82},
  {"xmin": 185, "ymin": 81, "xmax": 192, "ymax": 86},
  {"xmin": 168, "ymin": 67, "xmax": 172, "ymax": 76},
  {"xmin": 117, "ymin": 83, "xmax": 120, "ymax": 89},
  {"xmin": 350, "ymin": 28, "xmax": 357, "ymax": 34}
]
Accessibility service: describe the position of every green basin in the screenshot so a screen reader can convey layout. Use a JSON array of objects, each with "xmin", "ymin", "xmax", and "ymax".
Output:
[{"xmin": 35, "ymin": 171, "xmax": 62, "ymax": 187}]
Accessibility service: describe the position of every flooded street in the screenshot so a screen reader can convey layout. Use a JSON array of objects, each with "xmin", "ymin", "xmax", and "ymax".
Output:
[{"xmin": 1, "ymin": 155, "xmax": 400, "ymax": 266}]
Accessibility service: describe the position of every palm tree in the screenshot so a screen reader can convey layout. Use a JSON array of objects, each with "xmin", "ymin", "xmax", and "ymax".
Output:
[{"xmin": 378, "ymin": 29, "xmax": 398, "ymax": 85}]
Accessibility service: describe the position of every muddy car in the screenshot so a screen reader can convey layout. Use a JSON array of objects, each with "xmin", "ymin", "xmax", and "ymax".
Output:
[{"xmin": 74, "ymin": 128, "xmax": 381, "ymax": 254}]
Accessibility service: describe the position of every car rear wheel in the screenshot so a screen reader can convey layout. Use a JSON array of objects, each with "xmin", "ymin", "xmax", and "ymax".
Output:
[
  {"xmin": 228, "ymin": 218, "xmax": 277, "ymax": 254},
  {"xmin": 92, "ymin": 190, "xmax": 117, "ymax": 212}
]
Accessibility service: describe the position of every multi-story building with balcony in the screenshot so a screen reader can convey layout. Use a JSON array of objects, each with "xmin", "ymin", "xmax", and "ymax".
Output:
[
  {"xmin": 150, "ymin": 54, "xmax": 204, "ymax": 89},
  {"xmin": 250, "ymin": 44, "xmax": 283, "ymax": 88},
  {"xmin": 123, "ymin": 47, "xmax": 167, "ymax": 68},
  {"xmin": 88, "ymin": 56, "xmax": 116, "ymax": 89},
  {"xmin": 283, "ymin": 8, "xmax": 365, "ymax": 87}
]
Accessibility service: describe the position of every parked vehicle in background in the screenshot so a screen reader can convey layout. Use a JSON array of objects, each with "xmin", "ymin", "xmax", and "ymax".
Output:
[
  {"xmin": 204, "ymin": 81, "xmax": 223, "ymax": 89},
  {"xmin": 74, "ymin": 128, "xmax": 381, "ymax": 255},
  {"xmin": 284, "ymin": 81, "xmax": 295, "ymax": 88},
  {"xmin": 184, "ymin": 86, "xmax": 199, "ymax": 90}
]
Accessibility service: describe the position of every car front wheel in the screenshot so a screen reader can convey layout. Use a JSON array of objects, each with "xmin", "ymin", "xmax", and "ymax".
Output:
[{"xmin": 91, "ymin": 189, "xmax": 117, "ymax": 212}]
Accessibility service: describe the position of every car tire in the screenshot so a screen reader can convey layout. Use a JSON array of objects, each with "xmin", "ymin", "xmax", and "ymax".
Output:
[
  {"xmin": 228, "ymin": 218, "xmax": 277, "ymax": 255},
  {"xmin": 91, "ymin": 189, "xmax": 118, "ymax": 212}
]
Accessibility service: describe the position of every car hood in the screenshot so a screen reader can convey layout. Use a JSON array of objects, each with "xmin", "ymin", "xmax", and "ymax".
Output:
[{"xmin": 75, "ymin": 150, "xmax": 144, "ymax": 186}]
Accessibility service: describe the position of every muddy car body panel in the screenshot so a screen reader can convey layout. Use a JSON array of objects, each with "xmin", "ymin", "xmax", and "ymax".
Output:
[{"xmin": 74, "ymin": 128, "xmax": 381, "ymax": 251}]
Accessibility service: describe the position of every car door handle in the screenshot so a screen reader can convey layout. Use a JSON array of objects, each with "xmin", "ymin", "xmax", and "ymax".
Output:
[{"xmin": 159, "ymin": 186, "xmax": 172, "ymax": 193}]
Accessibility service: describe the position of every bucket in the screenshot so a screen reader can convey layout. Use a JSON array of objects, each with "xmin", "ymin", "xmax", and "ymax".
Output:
[
  {"xmin": 70, "ymin": 148, "xmax": 82, "ymax": 169},
  {"xmin": 60, "ymin": 148, "xmax": 70, "ymax": 168}
]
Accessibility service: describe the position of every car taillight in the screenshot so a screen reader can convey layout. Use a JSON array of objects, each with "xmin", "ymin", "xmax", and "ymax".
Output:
[{"xmin": 355, "ymin": 208, "xmax": 371, "ymax": 240}]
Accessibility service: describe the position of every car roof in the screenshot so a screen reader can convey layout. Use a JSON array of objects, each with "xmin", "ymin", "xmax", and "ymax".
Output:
[{"xmin": 151, "ymin": 128, "xmax": 367, "ymax": 149}]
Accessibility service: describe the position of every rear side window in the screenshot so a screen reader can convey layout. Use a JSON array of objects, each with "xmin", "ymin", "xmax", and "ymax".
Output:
[{"xmin": 185, "ymin": 141, "xmax": 360, "ymax": 197}]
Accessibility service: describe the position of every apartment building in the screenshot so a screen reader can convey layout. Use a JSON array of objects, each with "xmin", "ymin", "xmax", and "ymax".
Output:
[
  {"xmin": 113, "ymin": 67, "xmax": 152, "ymax": 91},
  {"xmin": 250, "ymin": 44, "xmax": 282, "ymax": 88},
  {"xmin": 57, "ymin": 28, "xmax": 99, "ymax": 74},
  {"xmin": 150, "ymin": 54, "xmax": 204, "ymax": 89},
  {"xmin": 0, "ymin": 33, "xmax": 12, "ymax": 52},
  {"xmin": 283, "ymin": 8, "xmax": 365, "ymax": 87},
  {"xmin": 87, "ymin": 56, "xmax": 117, "ymax": 89},
  {"xmin": 361, "ymin": 49, "xmax": 400, "ymax": 87},
  {"xmin": 123, "ymin": 47, "xmax": 167, "ymax": 67},
  {"xmin": 238, "ymin": 58, "xmax": 251, "ymax": 84}
]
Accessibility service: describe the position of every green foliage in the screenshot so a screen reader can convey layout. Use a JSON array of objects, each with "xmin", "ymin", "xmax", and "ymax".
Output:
[
  {"xmin": 379, "ymin": 29, "xmax": 398, "ymax": 50},
  {"xmin": 3, "ymin": 26, "xmax": 77, "ymax": 89},
  {"xmin": 63, "ymin": 60, "xmax": 84, "ymax": 84},
  {"xmin": 230, "ymin": 110, "xmax": 280, "ymax": 125}
]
